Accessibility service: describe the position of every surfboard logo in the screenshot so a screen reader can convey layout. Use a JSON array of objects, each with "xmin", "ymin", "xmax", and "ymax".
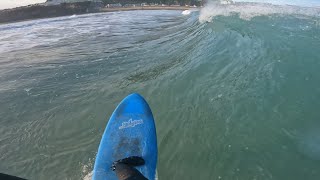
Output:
[{"xmin": 119, "ymin": 119, "xmax": 143, "ymax": 129}]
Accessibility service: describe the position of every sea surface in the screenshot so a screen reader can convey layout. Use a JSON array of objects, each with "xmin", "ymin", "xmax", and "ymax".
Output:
[{"xmin": 1, "ymin": 4, "xmax": 320, "ymax": 180}]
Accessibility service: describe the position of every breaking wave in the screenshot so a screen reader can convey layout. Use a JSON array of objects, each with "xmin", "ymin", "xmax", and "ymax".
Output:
[{"xmin": 199, "ymin": 2, "xmax": 320, "ymax": 22}]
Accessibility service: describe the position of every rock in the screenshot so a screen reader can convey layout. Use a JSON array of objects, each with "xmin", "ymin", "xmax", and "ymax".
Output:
[{"xmin": 0, "ymin": 1, "xmax": 103, "ymax": 24}]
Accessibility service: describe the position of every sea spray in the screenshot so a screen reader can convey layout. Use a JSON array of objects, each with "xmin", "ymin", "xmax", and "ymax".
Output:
[{"xmin": 199, "ymin": 2, "xmax": 320, "ymax": 23}]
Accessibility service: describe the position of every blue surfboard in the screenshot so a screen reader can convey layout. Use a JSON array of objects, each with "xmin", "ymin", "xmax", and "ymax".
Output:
[{"xmin": 93, "ymin": 93, "xmax": 157, "ymax": 180}]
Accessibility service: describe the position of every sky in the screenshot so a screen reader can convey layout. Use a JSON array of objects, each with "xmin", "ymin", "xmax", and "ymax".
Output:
[
  {"xmin": 0, "ymin": 0, "xmax": 46, "ymax": 10},
  {"xmin": 0, "ymin": 0, "xmax": 319, "ymax": 10},
  {"xmin": 234, "ymin": 0, "xmax": 320, "ymax": 7}
]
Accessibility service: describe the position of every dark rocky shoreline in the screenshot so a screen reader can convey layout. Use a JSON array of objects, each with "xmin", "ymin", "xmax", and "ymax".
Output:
[
  {"xmin": 0, "ymin": 1, "xmax": 195, "ymax": 25},
  {"xmin": 0, "ymin": 1, "xmax": 102, "ymax": 24}
]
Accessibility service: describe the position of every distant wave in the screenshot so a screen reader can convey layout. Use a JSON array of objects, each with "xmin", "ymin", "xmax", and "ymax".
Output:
[
  {"xmin": 182, "ymin": 10, "xmax": 191, "ymax": 15},
  {"xmin": 69, "ymin": 14, "xmax": 77, "ymax": 18},
  {"xmin": 199, "ymin": 2, "xmax": 320, "ymax": 23}
]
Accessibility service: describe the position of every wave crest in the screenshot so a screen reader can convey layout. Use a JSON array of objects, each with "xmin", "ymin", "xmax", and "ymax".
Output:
[{"xmin": 199, "ymin": 2, "xmax": 320, "ymax": 23}]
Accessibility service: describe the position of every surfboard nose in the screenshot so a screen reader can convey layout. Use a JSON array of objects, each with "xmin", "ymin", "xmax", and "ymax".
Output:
[
  {"xmin": 127, "ymin": 93, "xmax": 144, "ymax": 100},
  {"xmin": 115, "ymin": 93, "xmax": 152, "ymax": 117}
]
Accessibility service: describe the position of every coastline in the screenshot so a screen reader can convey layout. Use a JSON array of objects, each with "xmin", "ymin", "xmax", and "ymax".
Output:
[
  {"xmin": 101, "ymin": 6, "xmax": 194, "ymax": 12},
  {"xmin": 0, "ymin": 5, "xmax": 197, "ymax": 25}
]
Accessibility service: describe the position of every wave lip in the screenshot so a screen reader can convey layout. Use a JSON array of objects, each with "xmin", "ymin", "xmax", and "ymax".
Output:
[{"xmin": 199, "ymin": 2, "xmax": 320, "ymax": 23}]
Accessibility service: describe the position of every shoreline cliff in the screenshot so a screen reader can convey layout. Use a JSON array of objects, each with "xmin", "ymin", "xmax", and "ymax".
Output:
[
  {"xmin": 1, "ymin": 1, "xmax": 100, "ymax": 24},
  {"xmin": 0, "ymin": 1, "xmax": 193, "ymax": 25}
]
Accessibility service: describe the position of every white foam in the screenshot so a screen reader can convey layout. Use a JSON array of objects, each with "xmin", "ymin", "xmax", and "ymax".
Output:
[
  {"xmin": 83, "ymin": 171, "xmax": 93, "ymax": 180},
  {"xmin": 81, "ymin": 158, "xmax": 94, "ymax": 180},
  {"xmin": 69, "ymin": 14, "xmax": 77, "ymax": 18},
  {"xmin": 199, "ymin": 2, "xmax": 320, "ymax": 23},
  {"xmin": 182, "ymin": 10, "xmax": 191, "ymax": 15}
]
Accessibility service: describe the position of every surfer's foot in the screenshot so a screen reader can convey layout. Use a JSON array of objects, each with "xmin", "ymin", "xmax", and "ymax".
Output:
[
  {"xmin": 112, "ymin": 156, "xmax": 147, "ymax": 180},
  {"xmin": 112, "ymin": 156, "xmax": 145, "ymax": 170}
]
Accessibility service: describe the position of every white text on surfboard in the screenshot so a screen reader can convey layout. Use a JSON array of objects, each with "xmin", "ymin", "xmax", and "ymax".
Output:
[{"xmin": 119, "ymin": 119, "xmax": 143, "ymax": 129}]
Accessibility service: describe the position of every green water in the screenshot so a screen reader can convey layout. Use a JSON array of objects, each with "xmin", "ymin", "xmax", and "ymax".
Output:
[{"xmin": 0, "ymin": 9, "xmax": 320, "ymax": 180}]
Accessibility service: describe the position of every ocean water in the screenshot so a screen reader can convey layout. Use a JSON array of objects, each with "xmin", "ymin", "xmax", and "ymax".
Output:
[{"xmin": 0, "ymin": 4, "xmax": 320, "ymax": 180}]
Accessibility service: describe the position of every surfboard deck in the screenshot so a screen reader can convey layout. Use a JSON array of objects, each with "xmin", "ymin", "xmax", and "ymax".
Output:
[{"xmin": 93, "ymin": 93, "xmax": 157, "ymax": 180}]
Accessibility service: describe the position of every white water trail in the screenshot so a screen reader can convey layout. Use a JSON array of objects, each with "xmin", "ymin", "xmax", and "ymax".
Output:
[{"xmin": 199, "ymin": 2, "xmax": 320, "ymax": 23}]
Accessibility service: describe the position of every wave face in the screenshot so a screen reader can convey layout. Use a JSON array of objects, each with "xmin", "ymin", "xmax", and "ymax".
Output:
[{"xmin": 0, "ymin": 7, "xmax": 320, "ymax": 180}]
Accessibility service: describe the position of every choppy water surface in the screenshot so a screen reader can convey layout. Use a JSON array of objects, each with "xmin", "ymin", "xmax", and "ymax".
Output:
[{"xmin": 0, "ymin": 6, "xmax": 320, "ymax": 180}]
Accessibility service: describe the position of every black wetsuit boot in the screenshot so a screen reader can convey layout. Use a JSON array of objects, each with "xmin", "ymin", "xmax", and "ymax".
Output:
[
  {"xmin": 112, "ymin": 156, "xmax": 148, "ymax": 180},
  {"xmin": 0, "ymin": 173, "xmax": 26, "ymax": 180}
]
